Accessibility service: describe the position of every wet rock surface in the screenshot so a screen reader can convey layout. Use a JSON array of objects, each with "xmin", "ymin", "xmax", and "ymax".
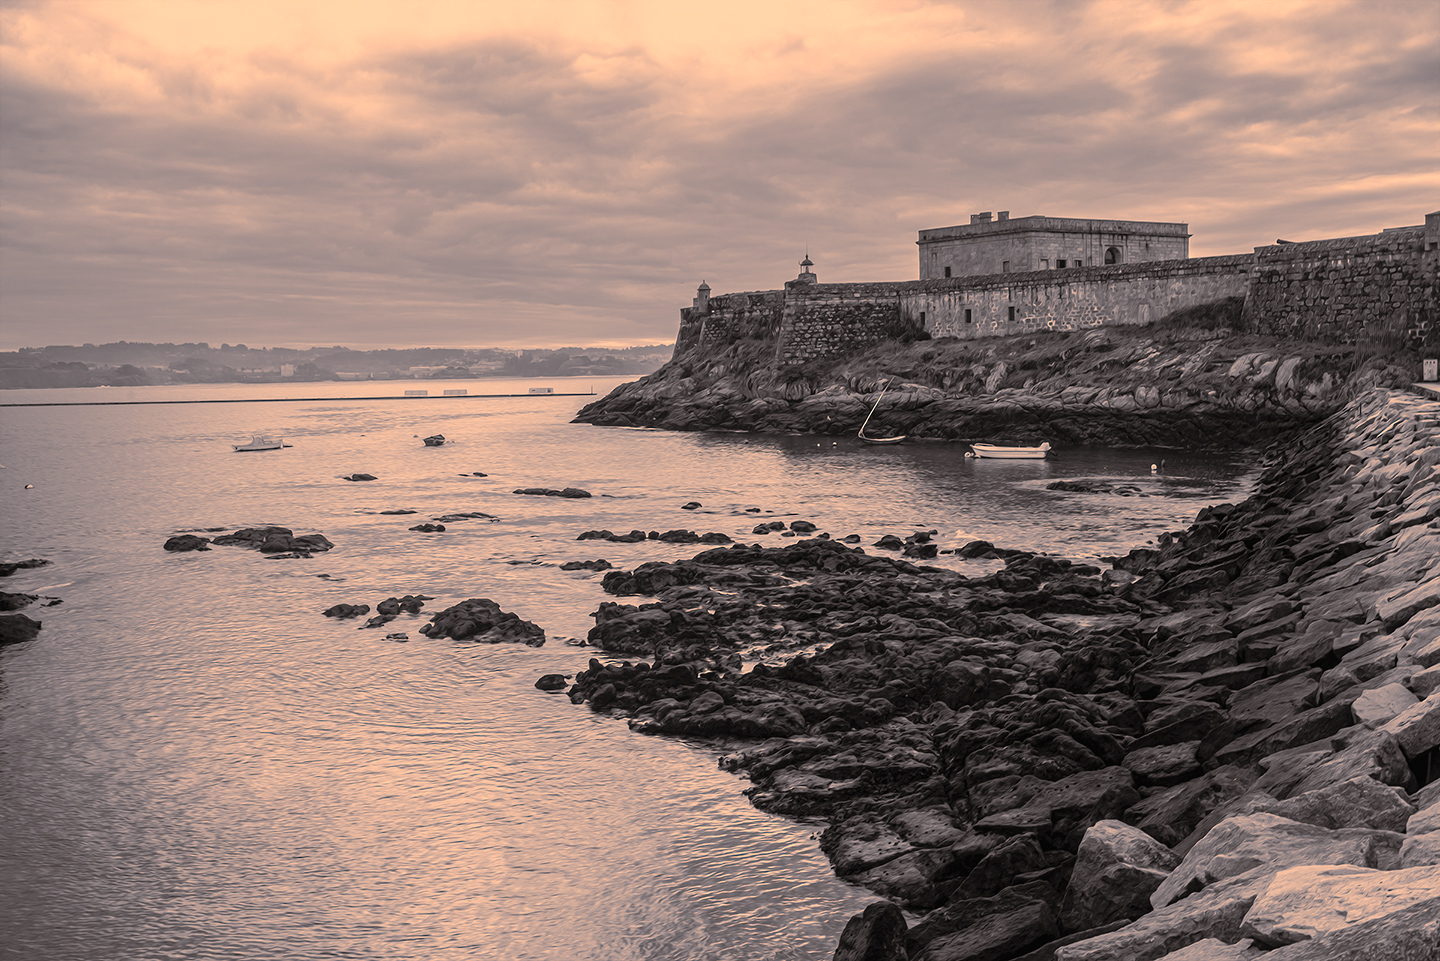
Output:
[{"xmin": 549, "ymin": 388, "xmax": 1440, "ymax": 959}]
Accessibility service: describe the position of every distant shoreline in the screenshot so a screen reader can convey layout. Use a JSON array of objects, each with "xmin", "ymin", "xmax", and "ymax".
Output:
[{"xmin": 0, "ymin": 390, "xmax": 597, "ymax": 408}]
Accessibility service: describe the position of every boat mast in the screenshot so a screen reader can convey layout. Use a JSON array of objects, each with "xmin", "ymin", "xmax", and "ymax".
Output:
[{"xmin": 859, "ymin": 378, "xmax": 892, "ymax": 436}]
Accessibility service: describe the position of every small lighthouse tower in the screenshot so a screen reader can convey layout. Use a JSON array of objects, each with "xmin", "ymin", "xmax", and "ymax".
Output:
[{"xmin": 792, "ymin": 251, "xmax": 817, "ymax": 286}]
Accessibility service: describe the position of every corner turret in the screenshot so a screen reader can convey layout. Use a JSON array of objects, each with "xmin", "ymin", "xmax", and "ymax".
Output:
[{"xmin": 692, "ymin": 280, "xmax": 711, "ymax": 315}]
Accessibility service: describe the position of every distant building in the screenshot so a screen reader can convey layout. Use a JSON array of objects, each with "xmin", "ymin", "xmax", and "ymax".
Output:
[
  {"xmin": 917, "ymin": 211, "xmax": 1190, "ymax": 279},
  {"xmin": 280, "ymin": 364, "xmax": 295, "ymax": 377}
]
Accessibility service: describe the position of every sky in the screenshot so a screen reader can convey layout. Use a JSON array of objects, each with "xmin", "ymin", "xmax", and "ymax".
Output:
[{"xmin": 1, "ymin": 0, "xmax": 1437, "ymax": 351}]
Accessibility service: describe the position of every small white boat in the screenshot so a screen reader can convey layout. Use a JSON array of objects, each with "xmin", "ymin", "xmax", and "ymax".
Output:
[
  {"xmin": 232, "ymin": 435, "xmax": 287, "ymax": 452},
  {"xmin": 970, "ymin": 442, "xmax": 1052, "ymax": 459}
]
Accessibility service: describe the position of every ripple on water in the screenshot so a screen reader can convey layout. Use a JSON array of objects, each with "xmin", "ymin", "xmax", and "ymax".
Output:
[{"xmin": 0, "ymin": 379, "xmax": 1259, "ymax": 960}]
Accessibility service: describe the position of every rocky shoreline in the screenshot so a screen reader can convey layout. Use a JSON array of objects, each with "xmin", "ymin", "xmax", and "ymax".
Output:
[
  {"xmin": 551, "ymin": 386, "xmax": 1440, "ymax": 960},
  {"xmin": 572, "ymin": 327, "xmax": 1416, "ymax": 449}
]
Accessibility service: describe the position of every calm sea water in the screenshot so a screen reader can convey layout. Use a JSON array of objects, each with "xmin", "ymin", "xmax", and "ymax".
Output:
[{"xmin": 0, "ymin": 377, "xmax": 1259, "ymax": 961}]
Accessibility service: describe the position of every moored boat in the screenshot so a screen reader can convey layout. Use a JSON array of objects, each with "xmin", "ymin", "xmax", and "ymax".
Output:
[
  {"xmin": 857, "ymin": 378, "xmax": 907, "ymax": 445},
  {"xmin": 970, "ymin": 442, "xmax": 1052, "ymax": 459},
  {"xmin": 422, "ymin": 434, "xmax": 446, "ymax": 447},
  {"xmin": 232, "ymin": 435, "xmax": 286, "ymax": 452}
]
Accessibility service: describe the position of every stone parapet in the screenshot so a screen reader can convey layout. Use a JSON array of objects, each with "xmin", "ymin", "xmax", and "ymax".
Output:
[
  {"xmin": 903, "ymin": 255, "xmax": 1253, "ymax": 340},
  {"xmin": 1243, "ymin": 224, "xmax": 1439, "ymax": 349}
]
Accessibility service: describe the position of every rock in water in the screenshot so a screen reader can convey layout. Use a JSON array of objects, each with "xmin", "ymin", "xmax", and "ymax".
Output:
[
  {"xmin": 421, "ymin": 598, "xmax": 546, "ymax": 646},
  {"xmin": 0, "ymin": 613, "xmax": 42, "ymax": 645}
]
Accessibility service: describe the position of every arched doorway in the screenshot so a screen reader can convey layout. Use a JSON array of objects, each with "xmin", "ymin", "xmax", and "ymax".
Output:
[{"xmin": 1104, "ymin": 246, "xmax": 1122, "ymax": 265}]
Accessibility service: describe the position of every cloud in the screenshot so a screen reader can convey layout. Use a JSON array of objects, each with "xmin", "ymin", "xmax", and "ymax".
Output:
[{"xmin": 1, "ymin": 0, "xmax": 1437, "ymax": 349}]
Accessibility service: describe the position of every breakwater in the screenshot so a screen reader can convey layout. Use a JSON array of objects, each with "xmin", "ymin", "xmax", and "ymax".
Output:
[{"xmin": 557, "ymin": 385, "xmax": 1440, "ymax": 959}]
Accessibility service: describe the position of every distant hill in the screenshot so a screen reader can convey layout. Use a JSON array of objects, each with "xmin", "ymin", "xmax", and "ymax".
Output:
[{"xmin": 0, "ymin": 342, "xmax": 674, "ymax": 389}]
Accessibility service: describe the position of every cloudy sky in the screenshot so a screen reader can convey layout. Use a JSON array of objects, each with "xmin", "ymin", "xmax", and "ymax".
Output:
[{"xmin": 2, "ymin": 0, "xmax": 1436, "ymax": 350}]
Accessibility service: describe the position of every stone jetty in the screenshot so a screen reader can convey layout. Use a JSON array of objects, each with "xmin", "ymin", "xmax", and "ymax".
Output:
[{"xmin": 551, "ymin": 387, "xmax": 1440, "ymax": 960}]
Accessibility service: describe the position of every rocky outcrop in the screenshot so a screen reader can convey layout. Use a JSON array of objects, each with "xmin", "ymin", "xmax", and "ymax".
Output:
[
  {"xmin": 575, "ymin": 328, "xmax": 1417, "ymax": 448},
  {"xmin": 420, "ymin": 598, "xmax": 545, "ymax": 645},
  {"xmin": 204, "ymin": 526, "xmax": 335, "ymax": 556},
  {"xmin": 548, "ymin": 387, "xmax": 1440, "ymax": 960},
  {"xmin": 163, "ymin": 534, "xmax": 212, "ymax": 551},
  {"xmin": 0, "ymin": 558, "xmax": 50, "ymax": 577}
]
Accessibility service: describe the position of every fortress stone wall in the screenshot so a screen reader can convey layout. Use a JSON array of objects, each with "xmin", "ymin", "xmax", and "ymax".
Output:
[
  {"xmin": 777, "ymin": 283, "xmax": 915, "ymax": 363},
  {"xmin": 675, "ymin": 210, "xmax": 1440, "ymax": 364},
  {"xmin": 1243, "ymin": 213, "xmax": 1440, "ymax": 349},
  {"xmin": 676, "ymin": 289, "xmax": 786, "ymax": 356},
  {"xmin": 901, "ymin": 254, "xmax": 1252, "ymax": 340}
]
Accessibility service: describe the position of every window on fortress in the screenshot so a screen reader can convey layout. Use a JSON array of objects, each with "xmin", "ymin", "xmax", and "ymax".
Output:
[
  {"xmin": 1057, "ymin": 259, "xmax": 1067, "ymax": 269},
  {"xmin": 1002, "ymin": 261, "xmax": 1010, "ymax": 272},
  {"xmin": 1075, "ymin": 259, "xmax": 1082, "ymax": 267},
  {"xmin": 944, "ymin": 266, "xmax": 952, "ymax": 278},
  {"xmin": 919, "ymin": 311, "xmax": 926, "ymax": 323},
  {"xmin": 964, "ymin": 309, "xmax": 972, "ymax": 324},
  {"xmin": 1042, "ymin": 259, "xmax": 1050, "ymax": 269},
  {"xmin": 1008, "ymin": 306, "xmax": 1016, "ymax": 322}
]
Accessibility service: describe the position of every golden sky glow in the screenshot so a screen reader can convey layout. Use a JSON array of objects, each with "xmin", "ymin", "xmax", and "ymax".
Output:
[{"xmin": 2, "ymin": 0, "xmax": 1437, "ymax": 349}]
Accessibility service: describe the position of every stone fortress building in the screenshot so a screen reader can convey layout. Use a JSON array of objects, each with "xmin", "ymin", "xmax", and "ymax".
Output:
[
  {"xmin": 675, "ymin": 208, "xmax": 1440, "ymax": 363},
  {"xmin": 917, "ymin": 211, "xmax": 1190, "ymax": 278}
]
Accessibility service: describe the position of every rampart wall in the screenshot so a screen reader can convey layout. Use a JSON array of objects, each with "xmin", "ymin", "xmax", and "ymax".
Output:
[
  {"xmin": 777, "ymin": 283, "xmax": 915, "ymax": 363},
  {"xmin": 675, "ymin": 211, "xmax": 1440, "ymax": 364},
  {"xmin": 1243, "ymin": 216, "xmax": 1440, "ymax": 349},
  {"xmin": 676, "ymin": 290, "xmax": 785, "ymax": 356},
  {"xmin": 901, "ymin": 255, "xmax": 1253, "ymax": 340}
]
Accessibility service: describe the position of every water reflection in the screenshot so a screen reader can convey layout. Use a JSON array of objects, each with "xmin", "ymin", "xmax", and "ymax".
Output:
[{"xmin": 0, "ymin": 380, "xmax": 1259, "ymax": 961}]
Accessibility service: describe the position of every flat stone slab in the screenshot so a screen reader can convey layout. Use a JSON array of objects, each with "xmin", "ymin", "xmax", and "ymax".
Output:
[
  {"xmin": 1151, "ymin": 813, "xmax": 1401, "ymax": 909},
  {"xmin": 1241, "ymin": 862, "xmax": 1440, "ymax": 945},
  {"xmin": 1352, "ymin": 683, "xmax": 1419, "ymax": 728},
  {"xmin": 1379, "ymin": 691, "xmax": 1440, "ymax": 758}
]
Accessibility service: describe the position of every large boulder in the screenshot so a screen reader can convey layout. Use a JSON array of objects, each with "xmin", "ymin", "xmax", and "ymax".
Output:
[
  {"xmin": 1256, "ymin": 894, "xmax": 1440, "ymax": 959},
  {"xmin": 1241, "ymin": 863, "xmax": 1440, "ymax": 946},
  {"xmin": 906, "ymin": 882, "xmax": 1061, "ymax": 961},
  {"xmin": 1379, "ymin": 691, "xmax": 1440, "ymax": 759},
  {"xmin": 1127, "ymin": 765, "xmax": 1256, "ymax": 848},
  {"xmin": 1055, "ymin": 867, "xmax": 1275, "ymax": 961},
  {"xmin": 1059, "ymin": 819, "xmax": 1182, "ymax": 931},
  {"xmin": 831, "ymin": 900, "xmax": 909, "ymax": 961},
  {"xmin": 1192, "ymin": 776, "xmax": 1417, "ymax": 837},
  {"xmin": 1151, "ymin": 813, "xmax": 1404, "ymax": 909}
]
